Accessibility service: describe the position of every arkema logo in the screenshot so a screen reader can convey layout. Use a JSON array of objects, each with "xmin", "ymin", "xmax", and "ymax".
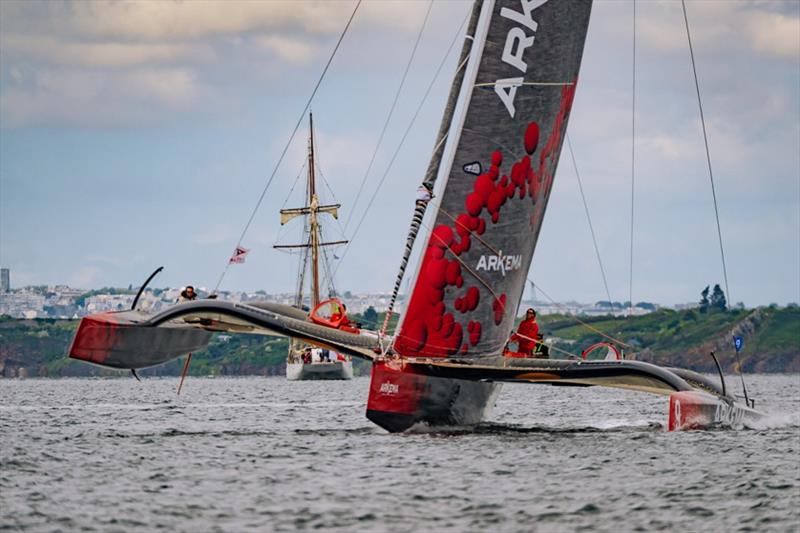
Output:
[
  {"xmin": 476, "ymin": 252, "xmax": 522, "ymax": 276},
  {"xmin": 494, "ymin": 0, "xmax": 549, "ymax": 117},
  {"xmin": 379, "ymin": 382, "xmax": 399, "ymax": 395}
]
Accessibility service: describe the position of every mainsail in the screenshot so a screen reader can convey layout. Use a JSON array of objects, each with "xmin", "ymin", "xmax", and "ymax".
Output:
[{"xmin": 394, "ymin": 0, "xmax": 592, "ymax": 358}]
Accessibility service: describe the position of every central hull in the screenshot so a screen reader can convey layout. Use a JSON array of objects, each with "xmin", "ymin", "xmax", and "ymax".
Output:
[
  {"xmin": 286, "ymin": 361, "xmax": 353, "ymax": 381},
  {"xmin": 366, "ymin": 359, "xmax": 501, "ymax": 432}
]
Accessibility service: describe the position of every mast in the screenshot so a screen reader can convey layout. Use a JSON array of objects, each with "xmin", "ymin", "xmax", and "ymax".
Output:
[
  {"xmin": 380, "ymin": 0, "xmax": 484, "ymax": 337},
  {"xmin": 308, "ymin": 113, "xmax": 321, "ymax": 307},
  {"xmin": 275, "ymin": 113, "xmax": 348, "ymax": 309}
]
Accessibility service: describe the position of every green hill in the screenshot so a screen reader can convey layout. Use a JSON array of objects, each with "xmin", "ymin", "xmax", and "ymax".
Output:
[
  {"xmin": 1, "ymin": 306, "xmax": 797, "ymax": 378},
  {"xmin": 538, "ymin": 306, "xmax": 800, "ymax": 372},
  {"xmin": 0, "ymin": 313, "xmax": 377, "ymax": 378}
]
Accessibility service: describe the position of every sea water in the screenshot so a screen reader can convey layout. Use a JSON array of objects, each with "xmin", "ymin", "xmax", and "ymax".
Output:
[{"xmin": 1, "ymin": 374, "xmax": 798, "ymax": 532}]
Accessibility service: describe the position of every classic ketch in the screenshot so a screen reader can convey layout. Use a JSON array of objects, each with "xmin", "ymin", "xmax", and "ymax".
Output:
[{"xmin": 67, "ymin": 0, "xmax": 762, "ymax": 432}]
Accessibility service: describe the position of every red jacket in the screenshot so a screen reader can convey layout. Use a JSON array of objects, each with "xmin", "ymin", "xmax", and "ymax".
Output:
[{"xmin": 513, "ymin": 318, "xmax": 539, "ymax": 353}]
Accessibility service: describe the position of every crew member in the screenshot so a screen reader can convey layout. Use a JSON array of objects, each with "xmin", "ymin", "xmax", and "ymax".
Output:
[
  {"xmin": 511, "ymin": 308, "xmax": 539, "ymax": 357},
  {"xmin": 179, "ymin": 286, "xmax": 198, "ymax": 302},
  {"xmin": 533, "ymin": 333, "xmax": 549, "ymax": 359},
  {"xmin": 331, "ymin": 302, "xmax": 351, "ymax": 328}
]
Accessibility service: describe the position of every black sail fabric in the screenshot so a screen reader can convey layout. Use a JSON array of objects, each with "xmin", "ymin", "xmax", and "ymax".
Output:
[{"xmin": 395, "ymin": 0, "xmax": 592, "ymax": 358}]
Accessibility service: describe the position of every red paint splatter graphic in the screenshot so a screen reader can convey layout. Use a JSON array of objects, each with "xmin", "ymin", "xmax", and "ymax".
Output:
[{"xmin": 394, "ymin": 84, "xmax": 577, "ymax": 358}]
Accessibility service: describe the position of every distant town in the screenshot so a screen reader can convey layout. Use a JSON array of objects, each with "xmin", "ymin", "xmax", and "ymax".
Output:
[{"xmin": 0, "ymin": 266, "xmax": 698, "ymax": 320}]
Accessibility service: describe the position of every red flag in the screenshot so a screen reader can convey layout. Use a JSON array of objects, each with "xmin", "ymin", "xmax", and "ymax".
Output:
[{"xmin": 229, "ymin": 246, "xmax": 250, "ymax": 264}]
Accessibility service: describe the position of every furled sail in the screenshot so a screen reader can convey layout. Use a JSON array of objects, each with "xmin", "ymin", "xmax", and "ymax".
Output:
[{"xmin": 394, "ymin": 0, "xmax": 593, "ymax": 358}]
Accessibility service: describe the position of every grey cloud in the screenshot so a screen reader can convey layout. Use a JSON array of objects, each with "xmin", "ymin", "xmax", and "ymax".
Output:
[
  {"xmin": 597, "ymin": 0, "xmax": 799, "ymax": 61},
  {"xmin": 0, "ymin": 0, "xmax": 449, "ymax": 128},
  {"xmin": 0, "ymin": 0, "xmax": 434, "ymax": 42},
  {"xmin": 1, "ymin": 67, "xmax": 204, "ymax": 128},
  {"xmin": 1, "ymin": 35, "xmax": 216, "ymax": 68}
]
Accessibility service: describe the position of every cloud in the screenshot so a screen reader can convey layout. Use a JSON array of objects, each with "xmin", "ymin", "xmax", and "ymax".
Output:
[
  {"xmin": 1, "ymin": 35, "xmax": 214, "ymax": 68},
  {"xmin": 252, "ymin": 35, "xmax": 316, "ymax": 64},
  {"xmin": 0, "ymin": 0, "xmax": 431, "ymax": 43},
  {"xmin": 0, "ymin": 67, "xmax": 202, "ymax": 127},
  {"xmin": 744, "ymin": 10, "xmax": 800, "ymax": 59},
  {"xmin": 0, "ymin": 0, "xmax": 444, "ymax": 129},
  {"xmin": 638, "ymin": 132, "xmax": 703, "ymax": 162},
  {"xmin": 0, "ymin": 1, "xmax": 348, "ymax": 42},
  {"xmin": 605, "ymin": 1, "xmax": 799, "ymax": 62}
]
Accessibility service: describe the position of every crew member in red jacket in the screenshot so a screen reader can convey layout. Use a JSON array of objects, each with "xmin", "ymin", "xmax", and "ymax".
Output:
[{"xmin": 511, "ymin": 308, "xmax": 539, "ymax": 357}]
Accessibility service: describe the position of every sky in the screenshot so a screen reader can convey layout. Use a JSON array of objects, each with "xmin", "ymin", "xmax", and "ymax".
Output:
[{"xmin": 1, "ymin": 0, "xmax": 798, "ymax": 308}]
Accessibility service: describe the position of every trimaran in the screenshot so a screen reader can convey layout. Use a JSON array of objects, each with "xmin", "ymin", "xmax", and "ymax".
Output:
[{"xmin": 68, "ymin": 0, "xmax": 763, "ymax": 432}]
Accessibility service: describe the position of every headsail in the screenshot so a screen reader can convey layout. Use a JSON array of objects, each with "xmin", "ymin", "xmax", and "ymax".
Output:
[{"xmin": 394, "ymin": 0, "xmax": 592, "ymax": 358}]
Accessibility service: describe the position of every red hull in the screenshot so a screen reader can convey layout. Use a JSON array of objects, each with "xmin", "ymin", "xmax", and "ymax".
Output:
[
  {"xmin": 668, "ymin": 390, "xmax": 760, "ymax": 430},
  {"xmin": 366, "ymin": 359, "xmax": 500, "ymax": 432},
  {"xmin": 69, "ymin": 311, "xmax": 211, "ymax": 370}
]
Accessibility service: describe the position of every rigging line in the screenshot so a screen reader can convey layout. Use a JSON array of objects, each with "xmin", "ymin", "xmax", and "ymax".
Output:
[
  {"xmin": 510, "ymin": 331, "xmax": 580, "ymax": 360},
  {"xmin": 313, "ymin": 161, "xmax": 348, "ymax": 241},
  {"xmin": 419, "ymin": 216, "xmax": 501, "ymax": 304},
  {"xmin": 681, "ymin": 1, "xmax": 730, "ymax": 304},
  {"xmin": 295, "ymin": 181, "xmax": 311, "ymax": 307},
  {"xmin": 434, "ymin": 205, "xmax": 635, "ymax": 350},
  {"xmin": 331, "ymin": 12, "xmax": 471, "ymax": 282},
  {"xmin": 274, "ymin": 162, "xmax": 308, "ymax": 245},
  {"xmin": 566, "ymin": 134, "xmax": 613, "ymax": 305},
  {"xmin": 281, "ymin": 162, "xmax": 308, "ymax": 210},
  {"xmin": 343, "ymin": 0, "xmax": 435, "ymax": 233},
  {"xmin": 314, "ymin": 162, "xmax": 339, "ymax": 204},
  {"xmin": 311, "ymin": 183, "xmax": 344, "ymax": 297},
  {"xmin": 628, "ymin": 0, "xmax": 636, "ymax": 317},
  {"xmin": 528, "ymin": 282, "xmax": 635, "ymax": 351},
  {"xmin": 212, "ymin": 0, "xmax": 361, "ymax": 293},
  {"xmin": 473, "ymin": 81, "xmax": 574, "ymax": 87},
  {"xmin": 295, "ymin": 241, "xmax": 309, "ymax": 307},
  {"xmin": 318, "ymin": 226, "xmax": 338, "ymax": 296},
  {"xmin": 681, "ymin": 0, "xmax": 746, "ymax": 402},
  {"xmin": 461, "ymin": 127, "xmax": 520, "ymax": 161}
]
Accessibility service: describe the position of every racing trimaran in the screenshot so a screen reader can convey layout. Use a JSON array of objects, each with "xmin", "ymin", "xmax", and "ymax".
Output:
[{"xmin": 68, "ymin": 0, "xmax": 763, "ymax": 432}]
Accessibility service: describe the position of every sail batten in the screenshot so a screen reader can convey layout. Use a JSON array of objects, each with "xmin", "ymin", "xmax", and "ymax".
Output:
[{"xmin": 394, "ymin": 0, "xmax": 593, "ymax": 359}]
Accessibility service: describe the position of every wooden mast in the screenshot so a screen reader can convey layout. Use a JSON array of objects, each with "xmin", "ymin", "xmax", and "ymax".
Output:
[{"xmin": 308, "ymin": 114, "xmax": 321, "ymax": 307}]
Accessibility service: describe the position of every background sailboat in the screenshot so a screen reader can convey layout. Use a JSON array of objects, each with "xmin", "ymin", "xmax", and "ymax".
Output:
[{"xmin": 274, "ymin": 114, "xmax": 353, "ymax": 380}]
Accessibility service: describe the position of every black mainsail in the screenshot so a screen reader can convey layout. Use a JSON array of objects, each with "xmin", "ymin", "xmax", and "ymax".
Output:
[{"xmin": 394, "ymin": 0, "xmax": 592, "ymax": 358}]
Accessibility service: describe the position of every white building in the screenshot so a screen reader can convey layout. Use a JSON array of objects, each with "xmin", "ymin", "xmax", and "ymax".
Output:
[{"xmin": 85, "ymin": 294, "xmax": 135, "ymax": 313}]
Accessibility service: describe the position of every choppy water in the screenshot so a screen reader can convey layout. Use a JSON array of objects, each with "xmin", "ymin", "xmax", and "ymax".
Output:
[{"xmin": 1, "ymin": 374, "xmax": 798, "ymax": 532}]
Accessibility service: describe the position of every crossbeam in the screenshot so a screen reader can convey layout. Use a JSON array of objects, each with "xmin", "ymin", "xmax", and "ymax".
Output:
[
  {"xmin": 280, "ymin": 203, "xmax": 341, "ymax": 225},
  {"xmin": 273, "ymin": 239, "xmax": 348, "ymax": 250}
]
